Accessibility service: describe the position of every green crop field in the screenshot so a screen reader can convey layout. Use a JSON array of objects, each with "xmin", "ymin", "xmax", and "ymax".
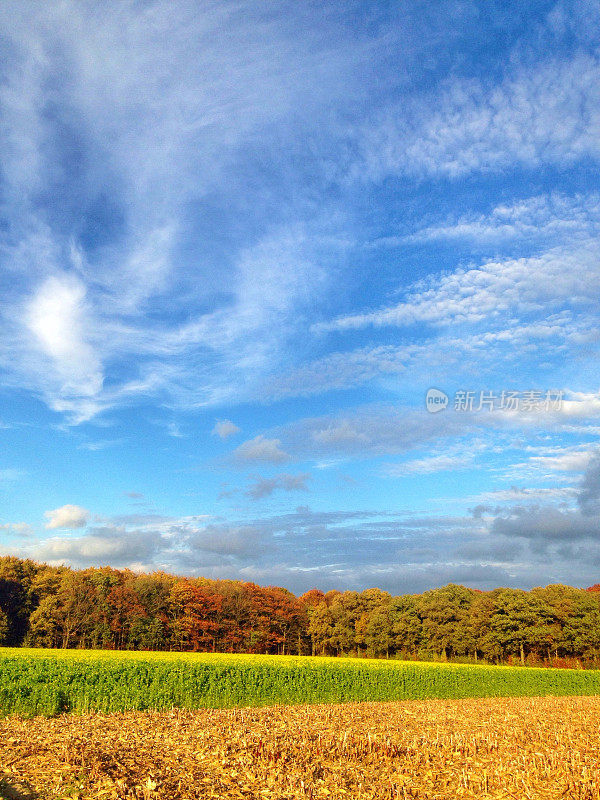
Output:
[{"xmin": 1, "ymin": 647, "xmax": 600, "ymax": 717}]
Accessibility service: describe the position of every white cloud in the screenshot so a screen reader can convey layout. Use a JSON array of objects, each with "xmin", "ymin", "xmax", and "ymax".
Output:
[
  {"xmin": 515, "ymin": 444, "xmax": 598, "ymax": 474},
  {"xmin": 315, "ymin": 241, "xmax": 600, "ymax": 332},
  {"xmin": 313, "ymin": 420, "xmax": 370, "ymax": 447},
  {"xmin": 387, "ymin": 453, "xmax": 474, "ymax": 476},
  {"xmin": 361, "ymin": 53, "xmax": 600, "ymax": 180},
  {"xmin": 35, "ymin": 527, "xmax": 163, "ymax": 566},
  {"xmin": 0, "ymin": 522, "xmax": 33, "ymax": 537},
  {"xmin": 44, "ymin": 504, "xmax": 89, "ymax": 530},
  {"xmin": 267, "ymin": 313, "xmax": 596, "ymax": 400},
  {"xmin": 212, "ymin": 419, "xmax": 241, "ymax": 439},
  {"xmin": 467, "ymin": 486, "xmax": 577, "ymax": 504},
  {"xmin": 78, "ymin": 439, "xmax": 125, "ymax": 451},
  {"xmin": 7, "ymin": 498, "xmax": 600, "ymax": 593},
  {"xmin": 555, "ymin": 392, "xmax": 600, "ymax": 419},
  {"xmin": 264, "ymin": 392, "xmax": 600, "ymax": 467},
  {"xmin": 233, "ymin": 435, "xmax": 290, "ymax": 464},
  {"xmin": 491, "ymin": 505, "xmax": 600, "ymax": 543},
  {"xmin": 403, "ymin": 192, "xmax": 600, "ymax": 246},
  {"xmin": 280, "ymin": 405, "xmax": 478, "ymax": 459},
  {"xmin": 25, "ymin": 273, "xmax": 103, "ymax": 405}
]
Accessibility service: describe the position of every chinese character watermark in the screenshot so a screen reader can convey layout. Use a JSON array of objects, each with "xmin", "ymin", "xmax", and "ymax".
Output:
[{"xmin": 426, "ymin": 389, "xmax": 563, "ymax": 413}]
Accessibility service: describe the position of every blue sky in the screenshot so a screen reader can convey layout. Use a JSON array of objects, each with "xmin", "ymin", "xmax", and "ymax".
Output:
[{"xmin": 2, "ymin": 0, "xmax": 600, "ymax": 594}]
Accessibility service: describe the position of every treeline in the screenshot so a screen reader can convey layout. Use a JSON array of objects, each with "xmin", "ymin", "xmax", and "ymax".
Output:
[{"xmin": 2, "ymin": 556, "xmax": 600, "ymax": 665}]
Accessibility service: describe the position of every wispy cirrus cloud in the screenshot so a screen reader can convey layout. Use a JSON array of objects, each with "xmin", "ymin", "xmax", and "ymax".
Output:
[
  {"xmin": 2, "ymin": 3, "xmax": 600, "ymax": 424},
  {"xmin": 0, "ymin": 1, "xmax": 369, "ymax": 422},
  {"xmin": 515, "ymin": 444, "xmax": 598, "ymax": 474},
  {"xmin": 3, "ymin": 1, "xmax": 600, "ymax": 596},
  {"xmin": 467, "ymin": 486, "xmax": 578, "ymax": 506}
]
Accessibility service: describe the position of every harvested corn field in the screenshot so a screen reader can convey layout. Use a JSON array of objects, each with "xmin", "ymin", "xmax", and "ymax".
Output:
[{"xmin": 2, "ymin": 695, "xmax": 600, "ymax": 799}]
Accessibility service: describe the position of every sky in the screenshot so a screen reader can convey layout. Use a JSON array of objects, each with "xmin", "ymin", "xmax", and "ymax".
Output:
[{"xmin": 1, "ymin": 0, "xmax": 600, "ymax": 595}]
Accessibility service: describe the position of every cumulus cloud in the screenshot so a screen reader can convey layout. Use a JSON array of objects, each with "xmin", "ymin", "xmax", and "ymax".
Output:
[
  {"xmin": 212, "ymin": 420, "xmax": 241, "ymax": 439},
  {"xmin": 189, "ymin": 525, "xmax": 272, "ymax": 558},
  {"xmin": 512, "ymin": 443, "xmax": 599, "ymax": 477},
  {"xmin": 35, "ymin": 526, "xmax": 164, "ymax": 568},
  {"xmin": 7, "ymin": 498, "xmax": 600, "ymax": 593},
  {"xmin": 233, "ymin": 435, "xmax": 290, "ymax": 464},
  {"xmin": 44, "ymin": 504, "xmax": 89, "ymax": 530},
  {"xmin": 276, "ymin": 405, "xmax": 484, "ymax": 460}
]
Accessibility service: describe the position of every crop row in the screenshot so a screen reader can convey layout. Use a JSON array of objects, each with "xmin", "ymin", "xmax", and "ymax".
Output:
[{"xmin": 1, "ymin": 648, "xmax": 600, "ymax": 716}]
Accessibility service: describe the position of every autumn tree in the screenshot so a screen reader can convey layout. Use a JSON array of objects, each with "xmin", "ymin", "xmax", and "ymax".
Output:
[
  {"xmin": 169, "ymin": 580, "xmax": 223, "ymax": 651},
  {"xmin": 105, "ymin": 584, "xmax": 147, "ymax": 649},
  {"xmin": 306, "ymin": 602, "xmax": 334, "ymax": 656},
  {"xmin": 129, "ymin": 572, "xmax": 175, "ymax": 650}
]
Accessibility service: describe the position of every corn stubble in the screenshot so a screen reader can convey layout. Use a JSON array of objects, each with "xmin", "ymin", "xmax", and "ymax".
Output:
[{"xmin": 1, "ymin": 695, "xmax": 599, "ymax": 799}]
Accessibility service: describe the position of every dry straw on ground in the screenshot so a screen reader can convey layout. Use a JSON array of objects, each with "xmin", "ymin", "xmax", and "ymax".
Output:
[{"xmin": 1, "ymin": 695, "xmax": 599, "ymax": 799}]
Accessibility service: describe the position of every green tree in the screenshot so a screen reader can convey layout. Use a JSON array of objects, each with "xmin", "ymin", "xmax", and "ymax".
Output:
[
  {"xmin": 0, "ymin": 607, "xmax": 9, "ymax": 644},
  {"xmin": 328, "ymin": 592, "xmax": 363, "ymax": 655},
  {"xmin": 355, "ymin": 589, "xmax": 392, "ymax": 657},
  {"xmin": 0, "ymin": 556, "xmax": 39, "ymax": 645},
  {"xmin": 487, "ymin": 589, "xmax": 553, "ymax": 664},
  {"xmin": 418, "ymin": 584, "xmax": 475, "ymax": 659},
  {"xmin": 390, "ymin": 595, "xmax": 422, "ymax": 657}
]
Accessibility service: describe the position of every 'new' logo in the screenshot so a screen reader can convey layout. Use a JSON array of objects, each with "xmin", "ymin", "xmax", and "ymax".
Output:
[{"xmin": 425, "ymin": 388, "xmax": 448, "ymax": 413}]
